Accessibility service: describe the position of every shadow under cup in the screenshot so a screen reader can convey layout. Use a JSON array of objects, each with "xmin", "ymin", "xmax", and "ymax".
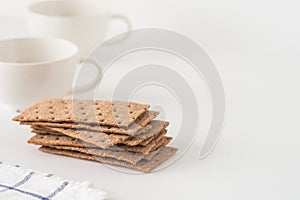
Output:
[{"xmin": 0, "ymin": 38, "xmax": 79, "ymax": 112}]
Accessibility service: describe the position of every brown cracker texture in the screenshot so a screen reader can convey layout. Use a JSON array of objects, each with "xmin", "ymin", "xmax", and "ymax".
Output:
[
  {"xmin": 39, "ymin": 146, "xmax": 178, "ymax": 173},
  {"xmin": 123, "ymin": 121, "xmax": 169, "ymax": 145},
  {"xmin": 28, "ymin": 134, "xmax": 172, "ymax": 154},
  {"xmin": 48, "ymin": 145, "xmax": 160, "ymax": 165},
  {"xmin": 25, "ymin": 111, "xmax": 159, "ymax": 136},
  {"xmin": 45, "ymin": 127, "xmax": 128, "ymax": 149},
  {"xmin": 113, "ymin": 135, "xmax": 172, "ymax": 154},
  {"xmin": 13, "ymin": 99, "xmax": 150, "ymax": 128},
  {"xmin": 32, "ymin": 129, "xmax": 64, "ymax": 136},
  {"xmin": 31, "ymin": 120, "xmax": 169, "ymax": 147}
]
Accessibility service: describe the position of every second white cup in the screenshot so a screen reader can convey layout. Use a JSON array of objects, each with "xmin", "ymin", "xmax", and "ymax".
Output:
[
  {"xmin": 28, "ymin": 0, "xmax": 131, "ymax": 56},
  {"xmin": 0, "ymin": 37, "xmax": 101, "ymax": 112}
]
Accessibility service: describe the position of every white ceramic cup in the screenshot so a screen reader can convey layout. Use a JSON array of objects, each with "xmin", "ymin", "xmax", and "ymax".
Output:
[
  {"xmin": 0, "ymin": 38, "xmax": 101, "ymax": 112},
  {"xmin": 28, "ymin": 0, "xmax": 131, "ymax": 56}
]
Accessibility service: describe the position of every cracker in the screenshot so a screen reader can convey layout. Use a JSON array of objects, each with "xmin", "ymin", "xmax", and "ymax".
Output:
[
  {"xmin": 25, "ymin": 111, "xmax": 159, "ymax": 136},
  {"xmin": 35, "ymin": 120, "xmax": 169, "ymax": 147},
  {"xmin": 137, "ymin": 136, "xmax": 155, "ymax": 147},
  {"xmin": 45, "ymin": 127, "xmax": 129, "ymax": 149},
  {"xmin": 113, "ymin": 135, "xmax": 172, "ymax": 154},
  {"xmin": 28, "ymin": 134, "xmax": 87, "ymax": 147},
  {"xmin": 45, "ymin": 127, "xmax": 167, "ymax": 153},
  {"xmin": 31, "ymin": 126, "xmax": 48, "ymax": 132},
  {"xmin": 28, "ymin": 134, "xmax": 172, "ymax": 154},
  {"xmin": 123, "ymin": 129, "xmax": 167, "ymax": 146},
  {"xmin": 31, "ymin": 126, "xmax": 63, "ymax": 135},
  {"xmin": 32, "ymin": 129, "xmax": 64, "ymax": 136},
  {"xmin": 13, "ymin": 99, "xmax": 150, "ymax": 128},
  {"xmin": 122, "ymin": 128, "xmax": 168, "ymax": 147},
  {"xmin": 48, "ymin": 145, "xmax": 160, "ymax": 165},
  {"xmin": 123, "ymin": 121, "xmax": 169, "ymax": 145},
  {"xmin": 34, "ymin": 127, "xmax": 167, "ymax": 147},
  {"xmin": 143, "ymin": 148, "xmax": 161, "ymax": 161},
  {"xmin": 151, "ymin": 137, "xmax": 173, "ymax": 151},
  {"xmin": 39, "ymin": 146, "xmax": 178, "ymax": 173}
]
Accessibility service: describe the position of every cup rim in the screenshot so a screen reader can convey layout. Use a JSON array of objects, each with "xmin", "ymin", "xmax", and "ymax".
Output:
[
  {"xmin": 0, "ymin": 37, "xmax": 79, "ymax": 66},
  {"xmin": 28, "ymin": 0, "xmax": 111, "ymax": 18}
]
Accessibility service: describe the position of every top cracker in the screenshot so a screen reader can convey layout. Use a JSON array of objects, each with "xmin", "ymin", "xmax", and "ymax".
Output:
[{"xmin": 13, "ymin": 99, "xmax": 150, "ymax": 128}]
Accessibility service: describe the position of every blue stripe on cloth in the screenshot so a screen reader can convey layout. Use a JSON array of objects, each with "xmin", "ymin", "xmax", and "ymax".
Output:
[
  {"xmin": 46, "ymin": 174, "xmax": 54, "ymax": 178},
  {"xmin": 0, "ymin": 184, "xmax": 49, "ymax": 200},
  {"xmin": 46, "ymin": 181, "xmax": 69, "ymax": 199},
  {"xmin": 0, "ymin": 172, "xmax": 35, "ymax": 193}
]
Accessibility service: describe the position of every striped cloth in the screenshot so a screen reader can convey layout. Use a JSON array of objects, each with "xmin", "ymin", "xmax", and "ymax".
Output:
[{"xmin": 0, "ymin": 161, "xmax": 106, "ymax": 200}]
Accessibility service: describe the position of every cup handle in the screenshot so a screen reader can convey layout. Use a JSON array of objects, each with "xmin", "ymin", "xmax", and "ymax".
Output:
[
  {"xmin": 67, "ymin": 57, "xmax": 102, "ymax": 95},
  {"xmin": 106, "ymin": 13, "xmax": 132, "ymax": 43}
]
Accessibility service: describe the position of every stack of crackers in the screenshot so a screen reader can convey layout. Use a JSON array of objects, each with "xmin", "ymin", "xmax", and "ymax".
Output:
[{"xmin": 13, "ymin": 99, "xmax": 177, "ymax": 173}]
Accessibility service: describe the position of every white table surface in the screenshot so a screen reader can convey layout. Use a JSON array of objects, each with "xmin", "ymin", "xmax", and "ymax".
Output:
[{"xmin": 1, "ymin": 12, "xmax": 300, "ymax": 200}]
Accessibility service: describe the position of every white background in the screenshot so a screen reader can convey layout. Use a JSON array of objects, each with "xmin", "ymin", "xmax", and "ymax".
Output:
[{"xmin": 0, "ymin": 0, "xmax": 300, "ymax": 199}]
